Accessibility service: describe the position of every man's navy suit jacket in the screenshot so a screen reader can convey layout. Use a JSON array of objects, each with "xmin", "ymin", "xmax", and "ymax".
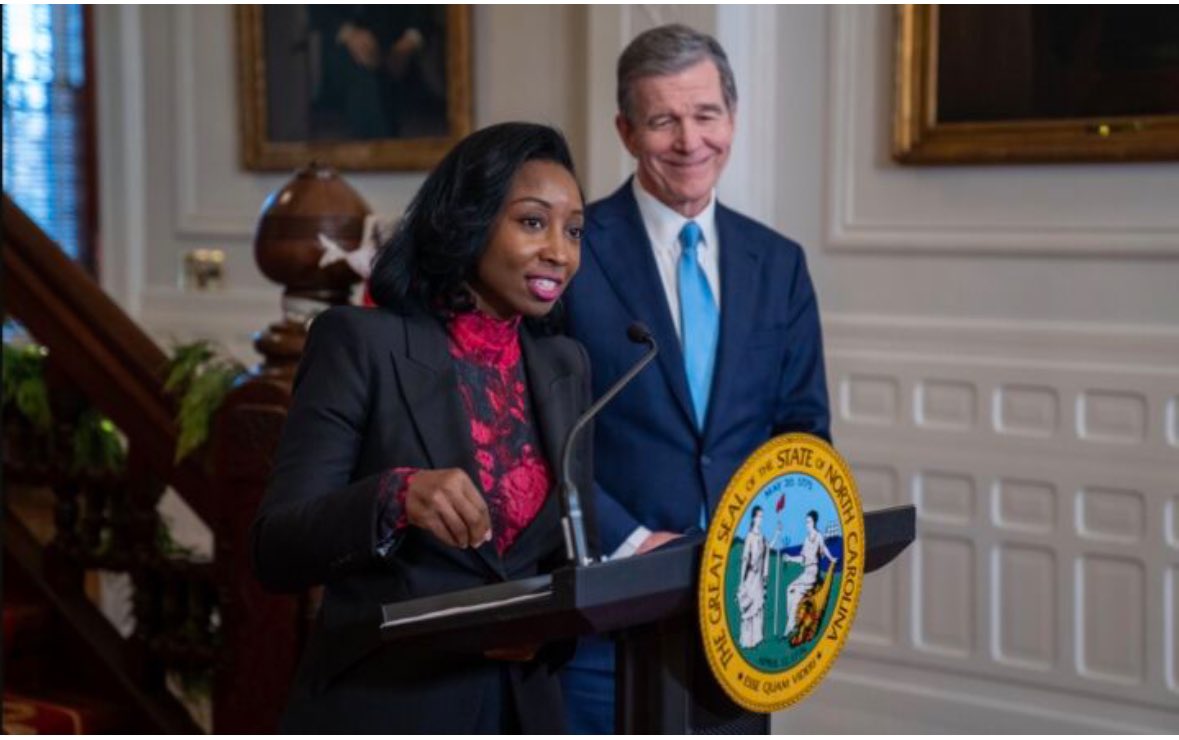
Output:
[{"xmin": 565, "ymin": 181, "xmax": 831, "ymax": 554}]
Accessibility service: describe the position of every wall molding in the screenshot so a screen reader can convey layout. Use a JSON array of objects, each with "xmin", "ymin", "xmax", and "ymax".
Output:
[
  {"xmin": 823, "ymin": 312, "xmax": 1179, "ymax": 469},
  {"xmin": 777, "ymin": 655, "xmax": 1178, "ymax": 733},
  {"xmin": 172, "ymin": 6, "xmax": 263, "ymax": 239},
  {"xmin": 139, "ymin": 285, "xmax": 277, "ymax": 331},
  {"xmin": 822, "ymin": 7, "xmax": 1179, "ymax": 258},
  {"xmin": 817, "ymin": 439, "xmax": 1179, "ymax": 720},
  {"xmin": 138, "ymin": 285, "xmax": 278, "ymax": 363},
  {"xmin": 817, "ymin": 310, "xmax": 1179, "ymax": 728},
  {"xmin": 823, "ymin": 312, "xmax": 1179, "ymax": 371}
]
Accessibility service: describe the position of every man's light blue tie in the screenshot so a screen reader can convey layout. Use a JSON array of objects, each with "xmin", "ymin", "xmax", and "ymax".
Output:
[
  {"xmin": 678, "ymin": 220, "xmax": 718, "ymax": 431},
  {"xmin": 679, "ymin": 221, "xmax": 718, "ymax": 531}
]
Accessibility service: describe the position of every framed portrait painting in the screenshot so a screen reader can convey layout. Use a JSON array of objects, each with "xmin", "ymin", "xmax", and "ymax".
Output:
[
  {"xmin": 236, "ymin": 5, "xmax": 472, "ymax": 171},
  {"xmin": 894, "ymin": 5, "xmax": 1179, "ymax": 164}
]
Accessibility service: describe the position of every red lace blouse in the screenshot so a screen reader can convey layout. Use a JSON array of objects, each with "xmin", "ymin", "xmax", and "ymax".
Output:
[{"xmin": 376, "ymin": 311, "xmax": 553, "ymax": 556}]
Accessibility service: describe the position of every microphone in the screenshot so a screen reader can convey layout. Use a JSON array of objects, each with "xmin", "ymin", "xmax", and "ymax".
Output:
[{"xmin": 561, "ymin": 322, "xmax": 658, "ymax": 567}]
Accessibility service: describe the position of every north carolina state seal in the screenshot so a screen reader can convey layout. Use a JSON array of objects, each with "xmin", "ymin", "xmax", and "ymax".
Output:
[{"xmin": 698, "ymin": 433, "xmax": 864, "ymax": 713}]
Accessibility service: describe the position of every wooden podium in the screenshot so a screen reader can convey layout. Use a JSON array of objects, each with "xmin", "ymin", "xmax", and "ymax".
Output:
[{"xmin": 381, "ymin": 504, "xmax": 915, "ymax": 733}]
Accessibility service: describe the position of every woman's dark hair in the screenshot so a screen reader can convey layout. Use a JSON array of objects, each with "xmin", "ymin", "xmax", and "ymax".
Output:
[{"xmin": 368, "ymin": 121, "xmax": 580, "ymax": 327}]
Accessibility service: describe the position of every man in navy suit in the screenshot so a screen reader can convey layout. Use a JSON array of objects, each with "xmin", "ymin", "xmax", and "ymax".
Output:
[{"xmin": 561, "ymin": 23, "xmax": 831, "ymax": 732}]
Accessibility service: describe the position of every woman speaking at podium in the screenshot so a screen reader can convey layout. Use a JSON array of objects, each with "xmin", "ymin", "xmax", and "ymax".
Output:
[{"xmin": 251, "ymin": 122, "xmax": 592, "ymax": 733}]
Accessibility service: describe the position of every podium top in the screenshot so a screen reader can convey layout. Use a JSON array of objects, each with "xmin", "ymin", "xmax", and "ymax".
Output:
[{"xmin": 380, "ymin": 504, "xmax": 914, "ymax": 653}]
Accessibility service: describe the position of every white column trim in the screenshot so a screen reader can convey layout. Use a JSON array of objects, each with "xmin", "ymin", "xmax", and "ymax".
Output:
[
  {"xmin": 717, "ymin": 4, "xmax": 778, "ymax": 224},
  {"xmin": 584, "ymin": 6, "xmax": 633, "ymax": 201},
  {"xmin": 95, "ymin": 5, "xmax": 147, "ymax": 317}
]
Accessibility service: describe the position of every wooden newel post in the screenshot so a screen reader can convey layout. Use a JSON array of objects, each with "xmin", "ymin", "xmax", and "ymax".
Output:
[
  {"xmin": 251, "ymin": 162, "xmax": 371, "ymax": 380},
  {"xmin": 209, "ymin": 164, "xmax": 370, "ymax": 732}
]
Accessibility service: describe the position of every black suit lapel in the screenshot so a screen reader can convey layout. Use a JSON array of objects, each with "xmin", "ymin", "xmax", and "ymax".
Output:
[
  {"xmin": 705, "ymin": 204, "xmax": 762, "ymax": 443},
  {"xmin": 395, "ymin": 311, "xmax": 504, "ymax": 578},
  {"xmin": 505, "ymin": 329, "xmax": 573, "ymax": 570},
  {"xmin": 591, "ymin": 184, "xmax": 696, "ymax": 430},
  {"xmin": 518, "ymin": 328, "xmax": 569, "ymax": 482}
]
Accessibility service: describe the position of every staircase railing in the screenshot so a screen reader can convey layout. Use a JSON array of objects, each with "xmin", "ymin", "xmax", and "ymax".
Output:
[{"xmin": 1, "ymin": 194, "xmax": 300, "ymax": 732}]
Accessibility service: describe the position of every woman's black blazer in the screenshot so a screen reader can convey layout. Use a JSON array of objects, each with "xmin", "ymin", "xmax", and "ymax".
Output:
[{"xmin": 251, "ymin": 305, "xmax": 593, "ymax": 733}]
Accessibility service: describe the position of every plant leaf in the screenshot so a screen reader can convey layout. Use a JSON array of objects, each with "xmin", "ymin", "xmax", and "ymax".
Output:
[
  {"xmin": 71, "ymin": 408, "xmax": 127, "ymax": 474},
  {"xmin": 165, "ymin": 341, "xmax": 215, "ymax": 393},
  {"xmin": 174, "ymin": 356, "xmax": 243, "ymax": 462}
]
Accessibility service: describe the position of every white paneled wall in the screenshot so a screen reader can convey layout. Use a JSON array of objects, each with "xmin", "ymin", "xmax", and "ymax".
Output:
[{"xmin": 788, "ymin": 316, "xmax": 1179, "ymax": 731}]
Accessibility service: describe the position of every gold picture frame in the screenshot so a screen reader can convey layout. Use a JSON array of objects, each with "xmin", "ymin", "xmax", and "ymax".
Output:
[
  {"xmin": 237, "ymin": 6, "xmax": 472, "ymax": 171},
  {"xmin": 893, "ymin": 5, "xmax": 1179, "ymax": 164}
]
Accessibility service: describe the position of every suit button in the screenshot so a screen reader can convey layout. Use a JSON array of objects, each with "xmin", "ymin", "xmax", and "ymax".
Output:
[{"xmin": 701, "ymin": 455, "xmax": 712, "ymax": 466}]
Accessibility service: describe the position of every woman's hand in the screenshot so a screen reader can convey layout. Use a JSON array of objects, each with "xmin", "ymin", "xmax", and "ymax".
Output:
[{"xmin": 404, "ymin": 469, "xmax": 491, "ymax": 549}]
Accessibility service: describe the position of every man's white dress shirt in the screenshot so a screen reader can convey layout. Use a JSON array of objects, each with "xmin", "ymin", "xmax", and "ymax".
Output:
[{"xmin": 611, "ymin": 176, "xmax": 722, "ymax": 559}]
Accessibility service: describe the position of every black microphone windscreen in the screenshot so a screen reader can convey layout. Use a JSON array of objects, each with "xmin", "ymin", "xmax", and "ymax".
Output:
[{"xmin": 627, "ymin": 322, "xmax": 653, "ymax": 344}]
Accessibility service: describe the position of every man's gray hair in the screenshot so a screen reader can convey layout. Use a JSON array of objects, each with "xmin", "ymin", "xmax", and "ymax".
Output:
[{"xmin": 616, "ymin": 24, "xmax": 738, "ymax": 123}]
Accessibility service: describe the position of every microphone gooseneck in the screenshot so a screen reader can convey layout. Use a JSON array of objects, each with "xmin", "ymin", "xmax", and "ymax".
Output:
[{"xmin": 560, "ymin": 322, "xmax": 658, "ymax": 567}]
